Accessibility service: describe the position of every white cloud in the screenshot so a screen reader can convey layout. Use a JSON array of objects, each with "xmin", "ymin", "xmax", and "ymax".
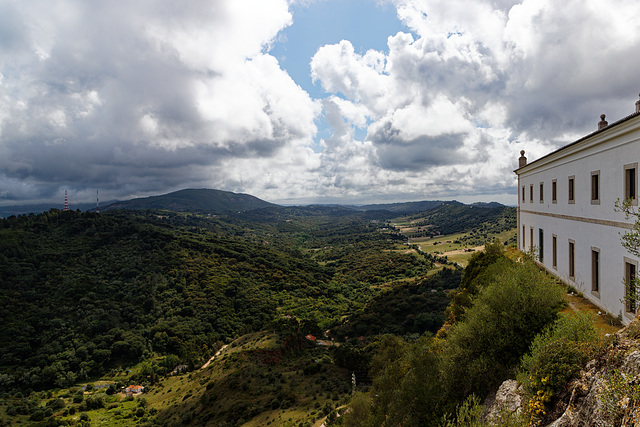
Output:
[
  {"xmin": 0, "ymin": 0, "xmax": 320, "ymax": 203},
  {"xmin": 303, "ymin": 0, "xmax": 640, "ymax": 203},
  {"xmin": 3, "ymin": 0, "xmax": 640, "ymax": 206}
]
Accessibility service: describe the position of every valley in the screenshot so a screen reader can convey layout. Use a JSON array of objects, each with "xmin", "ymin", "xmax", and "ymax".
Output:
[{"xmin": 0, "ymin": 194, "xmax": 521, "ymax": 426}]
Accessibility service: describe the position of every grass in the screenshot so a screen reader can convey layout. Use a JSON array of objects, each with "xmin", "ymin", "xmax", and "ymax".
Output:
[{"xmin": 561, "ymin": 291, "xmax": 622, "ymax": 337}]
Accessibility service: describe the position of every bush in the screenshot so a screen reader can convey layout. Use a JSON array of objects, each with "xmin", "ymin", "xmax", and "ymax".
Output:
[
  {"xmin": 29, "ymin": 410, "xmax": 46, "ymax": 421},
  {"xmin": 520, "ymin": 313, "xmax": 599, "ymax": 419},
  {"xmin": 85, "ymin": 394, "xmax": 105, "ymax": 410},
  {"xmin": 46, "ymin": 398, "xmax": 66, "ymax": 410},
  {"xmin": 440, "ymin": 258, "xmax": 565, "ymax": 402}
]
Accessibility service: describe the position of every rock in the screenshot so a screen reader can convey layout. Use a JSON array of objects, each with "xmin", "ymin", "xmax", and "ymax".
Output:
[
  {"xmin": 546, "ymin": 318, "xmax": 640, "ymax": 427},
  {"xmin": 484, "ymin": 379, "xmax": 523, "ymax": 422}
]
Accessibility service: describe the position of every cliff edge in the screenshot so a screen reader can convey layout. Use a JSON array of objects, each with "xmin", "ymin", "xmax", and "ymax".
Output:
[{"xmin": 488, "ymin": 316, "xmax": 640, "ymax": 426}]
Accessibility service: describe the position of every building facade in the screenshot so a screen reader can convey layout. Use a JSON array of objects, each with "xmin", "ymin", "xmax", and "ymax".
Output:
[{"xmin": 515, "ymin": 97, "xmax": 640, "ymax": 323}]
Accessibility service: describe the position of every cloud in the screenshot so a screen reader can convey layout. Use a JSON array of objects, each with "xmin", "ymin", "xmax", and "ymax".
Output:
[
  {"xmin": 2, "ymin": 0, "xmax": 640, "ymax": 206},
  {"xmin": 306, "ymin": 0, "xmax": 640, "ymax": 203},
  {"xmin": 0, "ymin": 0, "xmax": 319, "ymax": 203}
]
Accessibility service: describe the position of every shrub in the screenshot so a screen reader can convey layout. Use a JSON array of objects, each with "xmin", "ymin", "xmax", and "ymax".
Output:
[
  {"xmin": 440, "ymin": 258, "xmax": 565, "ymax": 403},
  {"xmin": 85, "ymin": 394, "xmax": 105, "ymax": 410},
  {"xmin": 46, "ymin": 398, "xmax": 66, "ymax": 410},
  {"xmin": 520, "ymin": 312, "xmax": 599, "ymax": 420},
  {"xmin": 28, "ymin": 410, "xmax": 45, "ymax": 421}
]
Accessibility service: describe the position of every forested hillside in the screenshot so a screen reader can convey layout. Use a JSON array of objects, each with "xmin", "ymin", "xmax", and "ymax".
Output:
[
  {"xmin": 0, "ymin": 202, "xmax": 522, "ymax": 426},
  {"xmin": 104, "ymin": 188, "xmax": 278, "ymax": 212},
  {"xmin": 0, "ymin": 206, "xmax": 448, "ymax": 393}
]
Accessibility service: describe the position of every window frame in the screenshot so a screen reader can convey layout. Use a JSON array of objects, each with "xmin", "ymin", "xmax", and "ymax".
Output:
[
  {"xmin": 538, "ymin": 228, "xmax": 544, "ymax": 262},
  {"xmin": 530, "ymin": 184, "xmax": 534, "ymax": 203},
  {"xmin": 552, "ymin": 234, "xmax": 557, "ymax": 269},
  {"xmin": 552, "ymin": 179, "xmax": 557, "ymax": 204},
  {"xmin": 625, "ymin": 163, "xmax": 638, "ymax": 206},
  {"xmin": 568, "ymin": 239, "xmax": 575, "ymax": 280},
  {"xmin": 591, "ymin": 247, "xmax": 600, "ymax": 297},
  {"xmin": 591, "ymin": 170, "xmax": 600, "ymax": 205},
  {"xmin": 539, "ymin": 182, "xmax": 544, "ymax": 203},
  {"xmin": 530, "ymin": 227, "xmax": 534, "ymax": 253},
  {"xmin": 568, "ymin": 176, "xmax": 575, "ymax": 204},
  {"xmin": 625, "ymin": 257, "xmax": 638, "ymax": 315}
]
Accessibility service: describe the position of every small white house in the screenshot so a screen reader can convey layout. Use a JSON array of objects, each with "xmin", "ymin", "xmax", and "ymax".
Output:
[{"xmin": 515, "ymin": 95, "xmax": 640, "ymax": 323}]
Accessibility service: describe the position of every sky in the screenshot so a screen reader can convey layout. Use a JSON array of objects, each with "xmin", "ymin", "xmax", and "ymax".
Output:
[{"xmin": 1, "ymin": 0, "xmax": 640, "ymax": 207}]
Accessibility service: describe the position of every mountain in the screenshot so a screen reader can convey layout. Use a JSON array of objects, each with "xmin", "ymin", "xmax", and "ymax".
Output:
[
  {"xmin": 349, "ymin": 200, "xmax": 451, "ymax": 213},
  {"xmin": 470, "ymin": 201, "xmax": 505, "ymax": 209},
  {"xmin": 104, "ymin": 188, "xmax": 278, "ymax": 213}
]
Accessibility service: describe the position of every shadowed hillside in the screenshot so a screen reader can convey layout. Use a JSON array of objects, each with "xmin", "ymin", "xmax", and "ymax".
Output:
[{"xmin": 105, "ymin": 188, "xmax": 278, "ymax": 213}]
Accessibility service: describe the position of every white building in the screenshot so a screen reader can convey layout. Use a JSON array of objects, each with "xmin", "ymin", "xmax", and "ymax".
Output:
[{"xmin": 515, "ymin": 96, "xmax": 640, "ymax": 323}]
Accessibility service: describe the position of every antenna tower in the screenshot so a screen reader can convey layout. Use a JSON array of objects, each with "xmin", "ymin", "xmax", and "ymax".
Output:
[
  {"xmin": 96, "ymin": 190, "xmax": 100, "ymax": 213},
  {"xmin": 63, "ymin": 190, "xmax": 69, "ymax": 211}
]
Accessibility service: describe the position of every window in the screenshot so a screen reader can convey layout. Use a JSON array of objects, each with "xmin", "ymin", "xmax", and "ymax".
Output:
[
  {"xmin": 522, "ymin": 186, "xmax": 525, "ymax": 202},
  {"xmin": 522, "ymin": 225, "xmax": 525, "ymax": 249},
  {"xmin": 591, "ymin": 171, "xmax": 600, "ymax": 205},
  {"xmin": 625, "ymin": 259, "xmax": 638, "ymax": 314},
  {"xmin": 530, "ymin": 184, "xmax": 533, "ymax": 202},
  {"xmin": 568, "ymin": 176, "xmax": 575, "ymax": 204},
  {"xmin": 625, "ymin": 163, "xmax": 637, "ymax": 205},
  {"xmin": 552, "ymin": 235, "xmax": 557, "ymax": 269},
  {"xmin": 552, "ymin": 180, "xmax": 557, "ymax": 203},
  {"xmin": 538, "ymin": 229, "xmax": 544, "ymax": 262},
  {"xmin": 591, "ymin": 248, "xmax": 600, "ymax": 294},
  {"xmin": 568, "ymin": 239, "xmax": 575, "ymax": 279},
  {"xmin": 530, "ymin": 227, "xmax": 534, "ymax": 252},
  {"xmin": 539, "ymin": 182, "xmax": 544, "ymax": 203}
]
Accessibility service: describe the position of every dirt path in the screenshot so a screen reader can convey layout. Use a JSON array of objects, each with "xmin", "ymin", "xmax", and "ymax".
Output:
[{"xmin": 200, "ymin": 344, "xmax": 229, "ymax": 370}]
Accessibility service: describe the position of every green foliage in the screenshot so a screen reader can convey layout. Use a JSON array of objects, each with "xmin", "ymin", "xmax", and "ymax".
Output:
[
  {"xmin": 446, "ymin": 240, "xmax": 507, "ymax": 324},
  {"xmin": 440, "ymin": 394, "xmax": 528, "ymax": 427},
  {"xmin": 333, "ymin": 268, "xmax": 461, "ymax": 338},
  {"xmin": 519, "ymin": 313, "xmax": 600, "ymax": 420},
  {"xmin": 600, "ymin": 368, "xmax": 640, "ymax": 424},
  {"xmin": 439, "ymin": 258, "xmax": 565, "ymax": 403},
  {"xmin": 1, "ymin": 209, "xmax": 384, "ymax": 391},
  {"xmin": 402, "ymin": 203, "xmax": 516, "ymax": 239},
  {"xmin": 342, "ymin": 247, "xmax": 563, "ymax": 426}
]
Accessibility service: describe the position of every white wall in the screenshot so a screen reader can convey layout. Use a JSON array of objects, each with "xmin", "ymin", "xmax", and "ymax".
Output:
[{"xmin": 517, "ymin": 116, "xmax": 640, "ymax": 323}]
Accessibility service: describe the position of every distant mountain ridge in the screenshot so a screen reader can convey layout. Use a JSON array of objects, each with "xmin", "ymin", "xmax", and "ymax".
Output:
[
  {"xmin": 1, "ymin": 188, "xmax": 507, "ymax": 217},
  {"xmin": 104, "ymin": 188, "xmax": 278, "ymax": 213},
  {"xmin": 348, "ymin": 200, "xmax": 452, "ymax": 213}
]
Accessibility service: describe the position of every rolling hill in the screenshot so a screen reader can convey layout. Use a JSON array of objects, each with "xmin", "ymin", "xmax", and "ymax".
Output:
[{"xmin": 104, "ymin": 188, "xmax": 278, "ymax": 213}]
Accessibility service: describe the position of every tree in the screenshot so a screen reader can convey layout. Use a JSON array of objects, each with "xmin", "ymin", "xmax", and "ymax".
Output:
[{"xmin": 616, "ymin": 198, "xmax": 640, "ymax": 307}]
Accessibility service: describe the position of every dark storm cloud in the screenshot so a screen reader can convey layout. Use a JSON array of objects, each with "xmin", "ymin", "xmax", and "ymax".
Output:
[{"xmin": 0, "ymin": 0, "xmax": 319, "ymax": 204}]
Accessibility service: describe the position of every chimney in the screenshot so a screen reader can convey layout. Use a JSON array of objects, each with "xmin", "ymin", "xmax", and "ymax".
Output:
[
  {"xmin": 598, "ymin": 114, "xmax": 608, "ymax": 130},
  {"xmin": 518, "ymin": 150, "xmax": 527, "ymax": 168},
  {"xmin": 636, "ymin": 93, "xmax": 640, "ymax": 113}
]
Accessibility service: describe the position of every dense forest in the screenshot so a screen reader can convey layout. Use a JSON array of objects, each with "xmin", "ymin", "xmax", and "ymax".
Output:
[
  {"xmin": 0, "ymin": 201, "xmax": 535, "ymax": 426},
  {"xmin": 0, "ymin": 205, "xmax": 454, "ymax": 393}
]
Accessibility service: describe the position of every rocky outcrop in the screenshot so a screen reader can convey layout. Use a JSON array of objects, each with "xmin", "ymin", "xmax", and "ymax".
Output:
[
  {"xmin": 483, "ymin": 379, "xmax": 524, "ymax": 422},
  {"xmin": 487, "ymin": 318, "xmax": 640, "ymax": 427},
  {"xmin": 546, "ymin": 347, "xmax": 640, "ymax": 427}
]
